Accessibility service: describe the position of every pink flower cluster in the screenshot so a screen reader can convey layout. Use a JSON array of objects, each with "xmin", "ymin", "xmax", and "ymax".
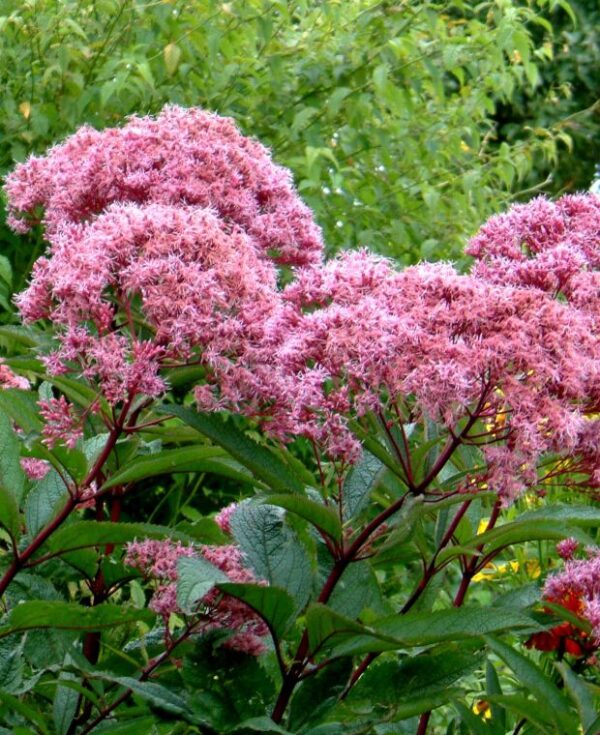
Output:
[
  {"xmin": 6, "ymin": 104, "xmax": 600, "ymax": 503},
  {"xmin": 544, "ymin": 545, "xmax": 600, "ymax": 644},
  {"xmin": 20, "ymin": 457, "xmax": 51, "ymax": 480},
  {"xmin": 125, "ymin": 505, "xmax": 268, "ymax": 655},
  {"xmin": 205, "ymin": 244, "xmax": 600, "ymax": 501},
  {"xmin": 0, "ymin": 359, "xmax": 30, "ymax": 390},
  {"xmin": 5, "ymin": 106, "xmax": 322, "ymax": 411}
]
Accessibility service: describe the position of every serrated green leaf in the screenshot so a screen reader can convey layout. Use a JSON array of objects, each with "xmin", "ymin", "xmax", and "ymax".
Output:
[
  {"xmin": 0, "ymin": 389, "xmax": 41, "ymax": 433},
  {"xmin": 0, "ymin": 409, "xmax": 25, "ymax": 503},
  {"xmin": 96, "ymin": 674, "xmax": 192, "ymax": 717},
  {"xmin": 0, "ymin": 485, "xmax": 19, "ymax": 538},
  {"xmin": 44, "ymin": 520, "xmax": 193, "ymax": 556},
  {"xmin": 305, "ymin": 604, "xmax": 541, "ymax": 656},
  {"xmin": 176, "ymin": 556, "xmax": 228, "ymax": 614},
  {"xmin": 231, "ymin": 502, "xmax": 313, "ymax": 611},
  {"xmin": 163, "ymin": 406, "xmax": 304, "ymax": 492},
  {"xmin": 52, "ymin": 673, "xmax": 78, "ymax": 735},
  {"xmin": 24, "ymin": 469, "xmax": 69, "ymax": 537},
  {"xmin": 556, "ymin": 662, "xmax": 599, "ymax": 732},
  {"xmin": 343, "ymin": 450, "xmax": 384, "ymax": 520}
]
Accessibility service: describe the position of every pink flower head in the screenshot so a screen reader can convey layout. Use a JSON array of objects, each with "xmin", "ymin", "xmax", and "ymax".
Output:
[
  {"xmin": 125, "ymin": 537, "xmax": 268, "ymax": 655},
  {"xmin": 557, "ymin": 538, "xmax": 579, "ymax": 561},
  {"xmin": 215, "ymin": 503, "xmax": 237, "ymax": 535},
  {"xmin": 5, "ymin": 106, "xmax": 323, "ymax": 267},
  {"xmin": 5, "ymin": 107, "xmax": 320, "ymax": 406},
  {"xmin": 207, "ymin": 247, "xmax": 600, "ymax": 503},
  {"xmin": 38, "ymin": 396, "xmax": 82, "ymax": 449}
]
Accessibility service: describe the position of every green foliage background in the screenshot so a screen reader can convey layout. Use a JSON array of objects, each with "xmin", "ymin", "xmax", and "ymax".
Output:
[{"xmin": 0, "ymin": 2, "xmax": 599, "ymax": 734}]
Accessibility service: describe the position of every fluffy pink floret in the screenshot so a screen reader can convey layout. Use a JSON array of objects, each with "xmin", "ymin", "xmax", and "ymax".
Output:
[
  {"xmin": 20, "ymin": 457, "xmax": 51, "ymax": 480},
  {"xmin": 557, "ymin": 538, "xmax": 579, "ymax": 561},
  {"xmin": 125, "ymin": 538, "xmax": 268, "ymax": 655}
]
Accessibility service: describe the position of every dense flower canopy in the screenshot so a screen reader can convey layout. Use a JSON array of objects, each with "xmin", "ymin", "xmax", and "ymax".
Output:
[
  {"xmin": 5, "ymin": 106, "xmax": 319, "ymax": 403},
  {"xmin": 5, "ymin": 105, "xmax": 600, "ymax": 502}
]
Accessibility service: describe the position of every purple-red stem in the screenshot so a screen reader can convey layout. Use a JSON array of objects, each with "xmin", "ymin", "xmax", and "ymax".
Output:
[
  {"xmin": 77, "ymin": 624, "xmax": 196, "ymax": 735},
  {"xmin": 415, "ymin": 498, "xmax": 502, "ymax": 735},
  {"xmin": 0, "ymin": 396, "xmax": 132, "ymax": 600}
]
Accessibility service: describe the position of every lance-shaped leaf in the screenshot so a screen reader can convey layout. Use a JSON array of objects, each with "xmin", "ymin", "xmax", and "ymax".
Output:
[
  {"xmin": 102, "ymin": 445, "xmax": 253, "ymax": 489},
  {"xmin": 44, "ymin": 520, "xmax": 195, "ymax": 556},
  {"xmin": 94, "ymin": 674, "xmax": 192, "ymax": 717},
  {"xmin": 305, "ymin": 603, "xmax": 542, "ymax": 656},
  {"xmin": 25, "ymin": 469, "xmax": 69, "ymax": 537},
  {"xmin": 485, "ymin": 636, "xmax": 577, "ymax": 735},
  {"xmin": 0, "ymin": 601, "xmax": 154, "ymax": 639},
  {"xmin": 0, "ymin": 485, "xmax": 19, "ymax": 539},
  {"xmin": 163, "ymin": 406, "xmax": 305, "ymax": 493},
  {"xmin": 265, "ymin": 494, "xmax": 342, "ymax": 542},
  {"xmin": 437, "ymin": 519, "xmax": 592, "ymax": 566}
]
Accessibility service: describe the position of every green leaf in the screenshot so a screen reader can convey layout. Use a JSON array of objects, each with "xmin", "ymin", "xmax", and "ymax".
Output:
[
  {"xmin": 0, "ymin": 636, "xmax": 24, "ymax": 693},
  {"xmin": 24, "ymin": 469, "xmax": 69, "ymax": 537},
  {"xmin": 0, "ymin": 690, "xmax": 49, "ymax": 734},
  {"xmin": 231, "ymin": 502, "xmax": 313, "ymax": 611},
  {"xmin": 485, "ymin": 659, "xmax": 505, "ymax": 735},
  {"xmin": 305, "ymin": 604, "xmax": 542, "ymax": 656},
  {"xmin": 0, "ymin": 485, "xmax": 19, "ymax": 538},
  {"xmin": 328, "ymin": 561, "xmax": 379, "ymax": 619},
  {"xmin": 217, "ymin": 583, "xmax": 295, "ymax": 639},
  {"xmin": 350, "ymin": 646, "xmax": 481, "ymax": 706},
  {"xmin": 102, "ymin": 445, "xmax": 253, "ymax": 488},
  {"xmin": 230, "ymin": 717, "xmax": 293, "ymax": 734},
  {"xmin": 96, "ymin": 674, "xmax": 192, "ymax": 717},
  {"xmin": 343, "ymin": 450, "xmax": 384, "ymax": 520},
  {"xmin": 439, "ymin": 519, "xmax": 592, "ymax": 564},
  {"xmin": 92, "ymin": 717, "xmax": 158, "ymax": 735},
  {"xmin": 556, "ymin": 662, "xmax": 599, "ymax": 733},
  {"xmin": 518, "ymin": 504, "xmax": 600, "ymax": 526},
  {"xmin": 305, "ymin": 604, "xmax": 365, "ymax": 653},
  {"xmin": 0, "ymin": 389, "xmax": 42, "ymax": 433},
  {"xmin": 289, "ymin": 658, "xmax": 352, "ymax": 731},
  {"xmin": 52, "ymin": 673, "xmax": 79, "ymax": 735},
  {"xmin": 0, "ymin": 601, "xmax": 154, "ymax": 639},
  {"xmin": 176, "ymin": 556, "xmax": 228, "ymax": 614},
  {"xmin": 44, "ymin": 520, "xmax": 194, "ymax": 556},
  {"xmin": 163, "ymin": 42, "xmax": 182, "ymax": 75},
  {"xmin": 485, "ymin": 636, "xmax": 577, "ymax": 734},
  {"xmin": 163, "ymin": 406, "xmax": 304, "ymax": 492},
  {"xmin": 0, "ymin": 409, "xmax": 25, "ymax": 503},
  {"xmin": 265, "ymin": 494, "xmax": 342, "ymax": 541}
]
